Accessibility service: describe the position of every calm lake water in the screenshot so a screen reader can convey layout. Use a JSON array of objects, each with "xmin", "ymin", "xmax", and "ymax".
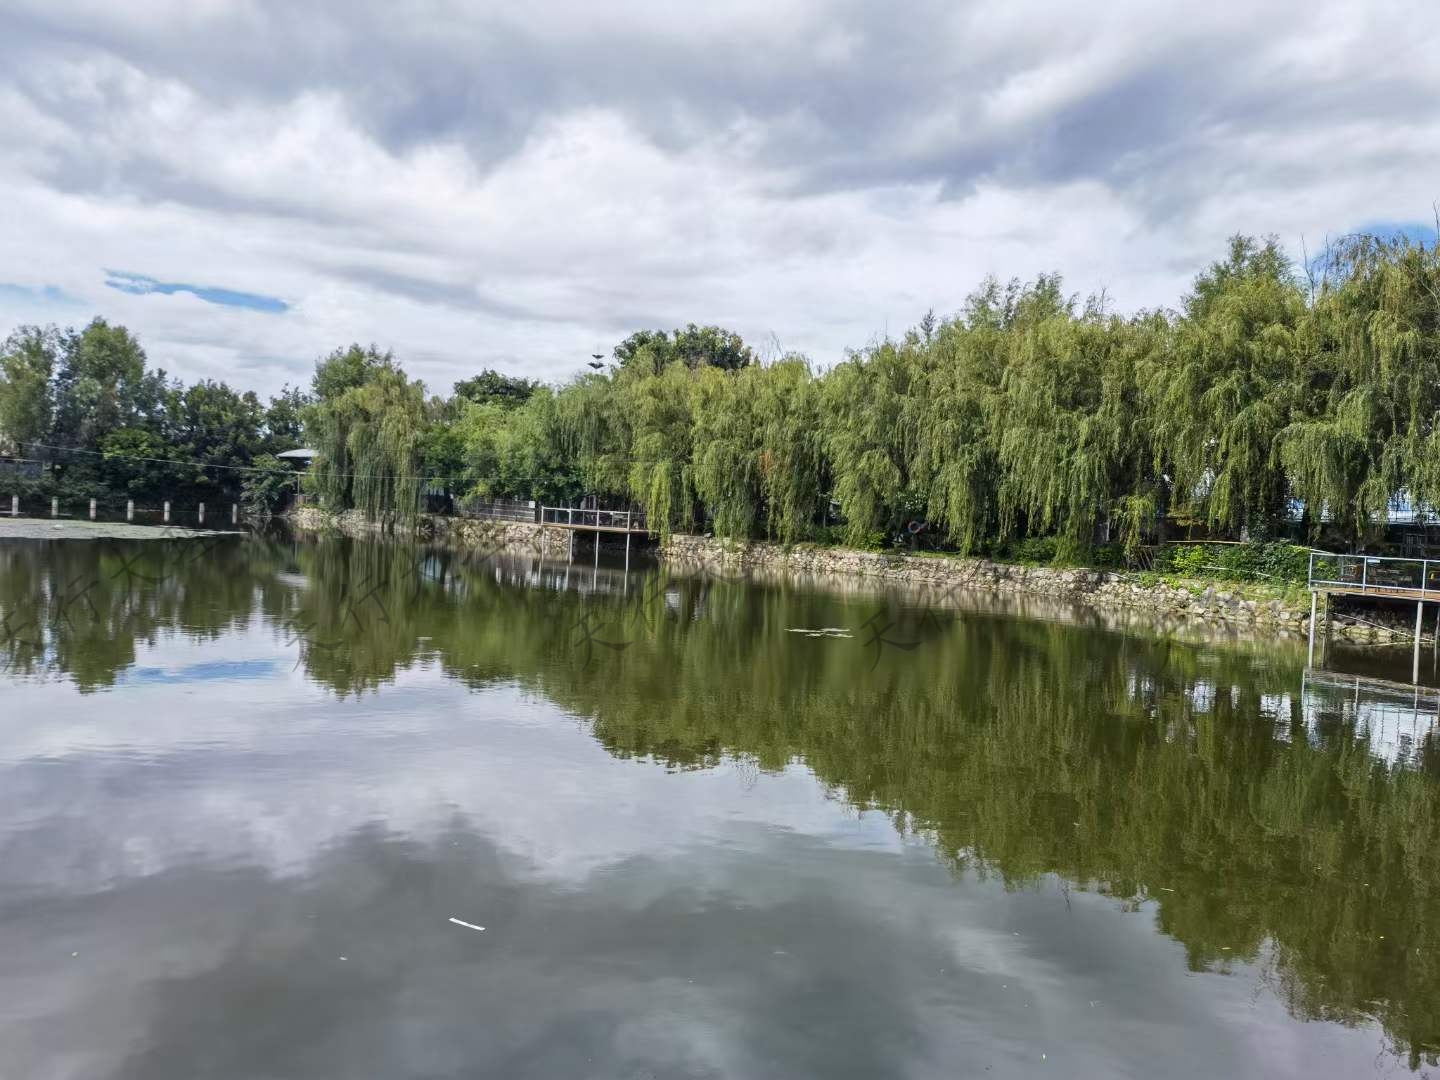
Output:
[{"xmin": 2, "ymin": 533, "xmax": 1438, "ymax": 1079}]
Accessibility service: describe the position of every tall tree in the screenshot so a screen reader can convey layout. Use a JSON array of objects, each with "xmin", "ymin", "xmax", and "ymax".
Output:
[
  {"xmin": 0, "ymin": 325, "xmax": 59, "ymax": 453},
  {"xmin": 311, "ymin": 344, "xmax": 392, "ymax": 402},
  {"xmin": 263, "ymin": 386, "xmax": 311, "ymax": 451},
  {"xmin": 452, "ymin": 370, "xmax": 539, "ymax": 410},
  {"xmin": 306, "ymin": 358, "xmax": 426, "ymax": 523},
  {"xmin": 614, "ymin": 324, "xmax": 754, "ymax": 375},
  {"xmin": 52, "ymin": 318, "xmax": 148, "ymax": 448}
]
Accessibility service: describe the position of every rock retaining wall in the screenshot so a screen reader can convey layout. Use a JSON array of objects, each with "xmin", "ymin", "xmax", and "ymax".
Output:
[
  {"xmin": 283, "ymin": 510, "xmax": 1413, "ymax": 644},
  {"xmin": 287, "ymin": 506, "xmax": 569, "ymax": 554},
  {"xmin": 663, "ymin": 534, "xmax": 1408, "ymax": 642}
]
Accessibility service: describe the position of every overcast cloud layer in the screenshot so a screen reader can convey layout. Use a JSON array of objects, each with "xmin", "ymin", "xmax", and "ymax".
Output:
[{"xmin": 1, "ymin": 0, "xmax": 1438, "ymax": 396}]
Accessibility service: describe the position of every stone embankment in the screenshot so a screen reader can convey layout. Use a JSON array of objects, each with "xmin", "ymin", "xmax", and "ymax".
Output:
[
  {"xmin": 663, "ymin": 534, "xmax": 1407, "ymax": 643},
  {"xmin": 287, "ymin": 506, "xmax": 569, "ymax": 554},
  {"xmin": 283, "ymin": 510, "xmax": 1410, "ymax": 644}
]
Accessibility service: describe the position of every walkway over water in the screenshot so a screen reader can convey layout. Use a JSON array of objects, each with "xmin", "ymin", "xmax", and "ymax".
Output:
[
  {"xmin": 539, "ymin": 506, "xmax": 650, "ymax": 534},
  {"xmin": 1308, "ymin": 551, "xmax": 1440, "ymax": 600},
  {"xmin": 1307, "ymin": 551, "xmax": 1440, "ymax": 680}
]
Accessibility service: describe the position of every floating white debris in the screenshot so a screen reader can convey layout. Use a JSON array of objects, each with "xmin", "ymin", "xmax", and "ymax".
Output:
[
  {"xmin": 784, "ymin": 628, "xmax": 853, "ymax": 638},
  {"xmin": 449, "ymin": 917, "xmax": 486, "ymax": 932}
]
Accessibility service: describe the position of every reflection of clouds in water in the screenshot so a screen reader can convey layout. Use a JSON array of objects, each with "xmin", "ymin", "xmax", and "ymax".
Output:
[
  {"xmin": 2, "ymin": 820, "xmax": 1388, "ymax": 1080},
  {"xmin": 0, "ymin": 655, "xmax": 898, "ymax": 894},
  {"xmin": 0, "ymin": 553, "xmax": 1429, "ymax": 1077}
]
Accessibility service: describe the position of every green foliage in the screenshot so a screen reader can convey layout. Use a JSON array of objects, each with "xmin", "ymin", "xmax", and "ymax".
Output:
[
  {"xmin": 240, "ymin": 454, "xmax": 295, "ymax": 516},
  {"xmin": 52, "ymin": 318, "xmax": 149, "ymax": 449},
  {"xmin": 623, "ymin": 363, "xmax": 696, "ymax": 538},
  {"xmin": 311, "ymin": 344, "xmax": 391, "ymax": 402},
  {"xmin": 452, "ymin": 370, "xmax": 539, "ymax": 410},
  {"xmin": 1157, "ymin": 542, "xmax": 1311, "ymax": 586},
  {"xmin": 10, "ymin": 231, "xmax": 1440, "ymax": 549},
  {"xmin": 262, "ymin": 386, "xmax": 310, "ymax": 451},
  {"xmin": 690, "ymin": 365, "xmax": 759, "ymax": 540},
  {"xmin": 614, "ymin": 324, "xmax": 754, "ymax": 375},
  {"xmin": 993, "ymin": 536, "xmax": 1061, "ymax": 565},
  {"xmin": 99, "ymin": 428, "xmax": 186, "ymax": 495},
  {"xmin": 306, "ymin": 359, "xmax": 426, "ymax": 524},
  {"xmin": 0, "ymin": 325, "xmax": 59, "ymax": 451}
]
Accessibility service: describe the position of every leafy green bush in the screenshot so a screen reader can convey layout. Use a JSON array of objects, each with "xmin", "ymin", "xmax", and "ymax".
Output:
[
  {"xmin": 1157, "ymin": 542, "xmax": 1309, "ymax": 585},
  {"xmin": 1010, "ymin": 536, "xmax": 1059, "ymax": 565},
  {"xmin": 1088, "ymin": 544, "xmax": 1124, "ymax": 569},
  {"xmin": 241, "ymin": 455, "xmax": 296, "ymax": 517}
]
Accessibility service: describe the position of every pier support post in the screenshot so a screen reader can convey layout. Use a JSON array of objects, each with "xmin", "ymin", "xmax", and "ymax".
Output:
[
  {"xmin": 89, "ymin": 498, "xmax": 96, "ymax": 521},
  {"xmin": 198, "ymin": 502, "xmax": 205, "ymax": 526},
  {"xmin": 126, "ymin": 499, "xmax": 134, "ymax": 522},
  {"xmin": 9, "ymin": 494, "xmax": 16, "ymax": 517},
  {"xmin": 163, "ymin": 500, "xmax": 170, "ymax": 523},
  {"xmin": 625, "ymin": 530, "xmax": 631, "ymax": 575},
  {"xmin": 1415, "ymin": 600, "xmax": 1425, "ymax": 684},
  {"xmin": 594, "ymin": 529, "xmax": 600, "ymax": 570},
  {"xmin": 232, "ymin": 503, "xmax": 238, "ymax": 525},
  {"xmin": 50, "ymin": 497, "xmax": 57, "ymax": 518},
  {"xmin": 1308, "ymin": 591, "xmax": 1318, "ymax": 667}
]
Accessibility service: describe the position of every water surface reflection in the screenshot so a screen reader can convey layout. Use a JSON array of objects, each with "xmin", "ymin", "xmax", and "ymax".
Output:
[{"xmin": 1, "ymin": 535, "xmax": 1437, "ymax": 1078}]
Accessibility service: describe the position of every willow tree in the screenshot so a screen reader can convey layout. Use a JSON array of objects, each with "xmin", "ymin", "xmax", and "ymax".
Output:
[
  {"xmin": 1284, "ymin": 235, "xmax": 1440, "ymax": 541},
  {"xmin": 822, "ymin": 341, "xmax": 917, "ymax": 546},
  {"xmin": 754, "ymin": 358, "xmax": 824, "ymax": 544},
  {"xmin": 306, "ymin": 362, "xmax": 425, "ymax": 524},
  {"xmin": 905, "ymin": 315, "xmax": 1000, "ymax": 553},
  {"xmin": 993, "ymin": 293, "xmax": 1116, "ymax": 558},
  {"xmin": 556, "ymin": 373, "xmax": 630, "ymax": 500},
  {"xmin": 621, "ymin": 363, "xmax": 696, "ymax": 536},
  {"xmin": 690, "ymin": 365, "xmax": 760, "ymax": 540},
  {"xmin": 1151, "ymin": 237, "xmax": 1305, "ymax": 537}
]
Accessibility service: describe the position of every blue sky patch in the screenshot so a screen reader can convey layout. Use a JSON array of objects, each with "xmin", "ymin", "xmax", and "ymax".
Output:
[
  {"xmin": 105, "ymin": 270, "xmax": 289, "ymax": 313},
  {"xmin": 125, "ymin": 659, "xmax": 281, "ymax": 684},
  {"xmin": 0, "ymin": 282, "xmax": 78, "ymax": 305},
  {"xmin": 1353, "ymin": 221, "xmax": 1438, "ymax": 247}
]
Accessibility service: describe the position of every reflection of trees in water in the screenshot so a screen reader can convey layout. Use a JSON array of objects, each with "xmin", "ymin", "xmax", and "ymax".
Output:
[
  {"xmin": 0, "ymin": 537, "xmax": 288, "ymax": 690},
  {"xmin": 3, "ymin": 535, "xmax": 1440, "ymax": 1067}
]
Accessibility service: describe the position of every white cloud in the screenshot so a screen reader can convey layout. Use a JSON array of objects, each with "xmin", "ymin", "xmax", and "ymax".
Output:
[{"xmin": 1, "ymin": 0, "xmax": 1438, "ymax": 396}]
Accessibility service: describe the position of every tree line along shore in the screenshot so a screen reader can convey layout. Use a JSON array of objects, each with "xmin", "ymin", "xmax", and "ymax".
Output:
[{"xmin": 4, "ymin": 233, "xmax": 1440, "ymax": 570}]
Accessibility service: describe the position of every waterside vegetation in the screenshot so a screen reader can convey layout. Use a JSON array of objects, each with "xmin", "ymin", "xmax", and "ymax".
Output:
[{"xmin": 7, "ymin": 233, "xmax": 1440, "ymax": 563}]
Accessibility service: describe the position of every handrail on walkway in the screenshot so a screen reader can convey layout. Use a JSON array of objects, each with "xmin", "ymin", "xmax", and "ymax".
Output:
[
  {"xmin": 1308, "ymin": 551, "xmax": 1440, "ymax": 595},
  {"xmin": 539, "ymin": 506, "xmax": 648, "ymax": 532}
]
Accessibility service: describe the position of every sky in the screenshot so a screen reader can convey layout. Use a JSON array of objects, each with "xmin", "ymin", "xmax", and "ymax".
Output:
[{"xmin": 1, "ymin": 1, "xmax": 1438, "ymax": 399}]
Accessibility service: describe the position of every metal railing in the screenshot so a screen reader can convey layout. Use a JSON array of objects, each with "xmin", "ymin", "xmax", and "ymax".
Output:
[
  {"xmin": 540, "ymin": 506, "xmax": 648, "ymax": 531},
  {"xmin": 458, "ymin": 497, "xmax": 538, "ymax": 524},
  {"xmin": 1309, "ymin": 551, "xmax": 1440, "ymax": 594}
]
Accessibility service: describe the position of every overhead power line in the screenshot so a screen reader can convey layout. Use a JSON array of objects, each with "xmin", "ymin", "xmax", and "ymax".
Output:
[{"xmin": 12, "ymin": 440, "xmax": 634, "ymax": 485}]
